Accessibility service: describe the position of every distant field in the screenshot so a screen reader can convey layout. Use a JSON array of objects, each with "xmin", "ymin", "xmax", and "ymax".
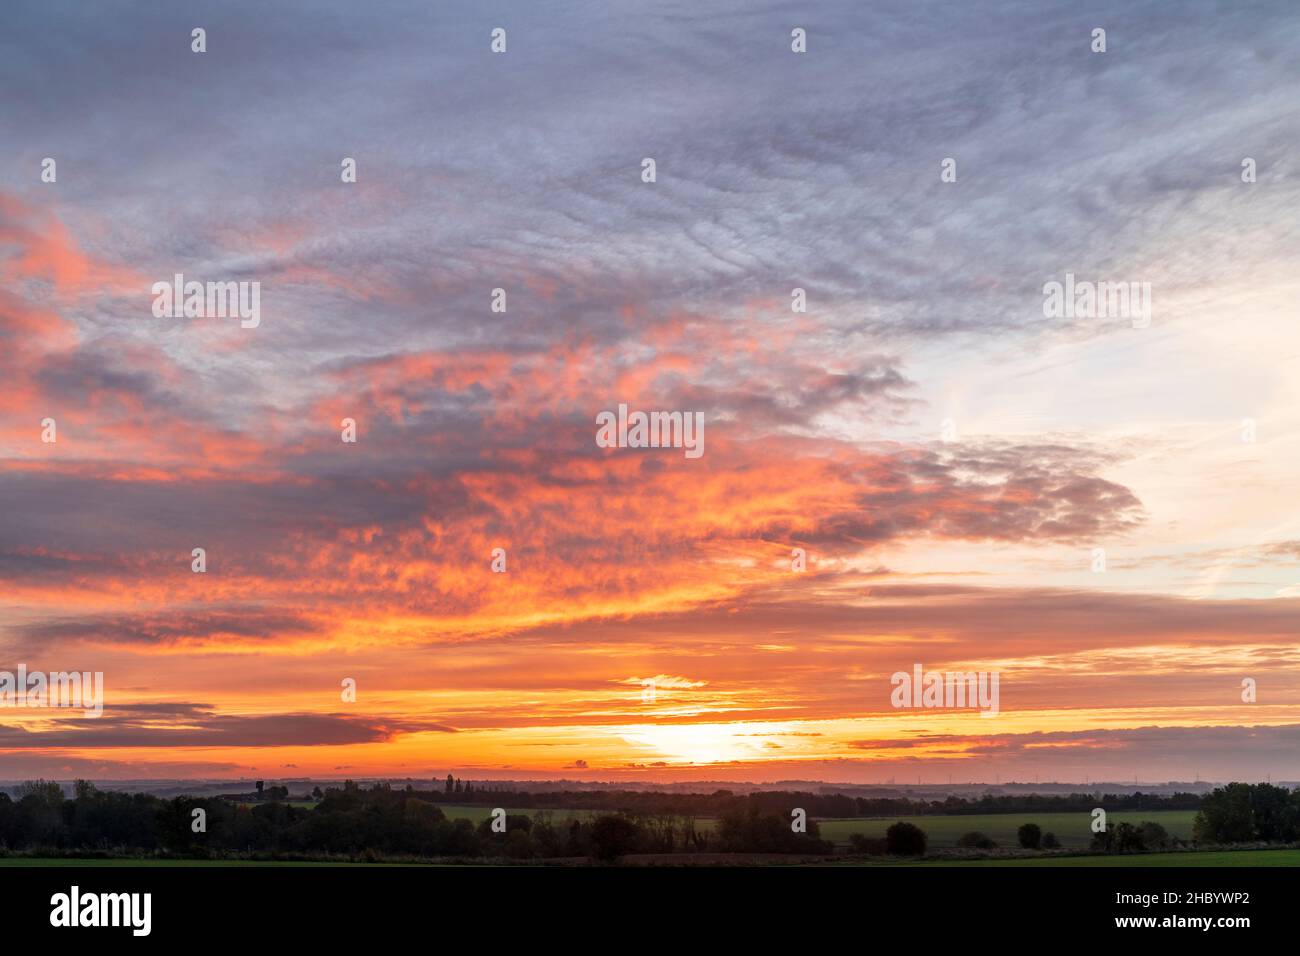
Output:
[{"xmin": 814, "ymin": 811, "xmax": 1197, "ymax": 848}]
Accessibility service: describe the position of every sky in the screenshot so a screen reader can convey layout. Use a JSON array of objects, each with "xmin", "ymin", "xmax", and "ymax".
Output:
[{"xmin": 1, "ymin": 0, "xmax": 1299, "ymax": 785}]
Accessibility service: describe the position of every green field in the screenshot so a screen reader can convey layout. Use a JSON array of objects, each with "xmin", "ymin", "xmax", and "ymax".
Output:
[
  {"xmin": 814, "ymin": 810, "xmax": 1196, "ymax": 848},
  {"xmin": 436, "ymin": 804, "xmax": 594, "ymax": 825}
]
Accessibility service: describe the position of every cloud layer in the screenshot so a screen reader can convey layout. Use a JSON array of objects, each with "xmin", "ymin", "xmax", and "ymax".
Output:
[{"xmin": 1, "ymin": 0, "xmax": 1298, "ymax": 782}]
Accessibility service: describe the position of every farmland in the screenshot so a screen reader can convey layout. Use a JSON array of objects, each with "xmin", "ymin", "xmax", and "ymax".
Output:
[
  {"xmin": 813, "ymin": 810, "xmax": 1197, "ymax": 848},
  {"xmin": 433, "ymin": 805, "xmax": 1197, "ymax": 849}
]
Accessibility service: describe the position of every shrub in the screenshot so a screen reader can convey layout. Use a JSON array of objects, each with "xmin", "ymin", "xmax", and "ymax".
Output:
[
  {"xmin": 1017, "ymin": 823, "xmax": 1042, "ymax": 849},
  {"xmin": 1138, "ymin": 821, "xmax": 1170, "ymax": 850},
  {"xmin": 1092, "ymin": 821, "xmax": 1146, "ymax": 854},
  {"xmin": 847, "ymin": 833, "xmax": 887, "ymax": 855},
  {"xmin": 715, "ymin": 807, "xmax": 833, "ymax": 854},
  {"xmin": 957, "ymin": 831, "xmax": 997, "ymax": 849},
  {"xmin": 590, "ymin": 815, "xmax": 641, "ymax": 862},
  {"xmin": 885, "ymin": 821, "xmax": 927, "ymax": 856}
]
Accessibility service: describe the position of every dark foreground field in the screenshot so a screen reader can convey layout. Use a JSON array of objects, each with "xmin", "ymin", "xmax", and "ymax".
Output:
[{"xmin": 3, "ymin": 847, "xmax": 1297, "ymax": 867}]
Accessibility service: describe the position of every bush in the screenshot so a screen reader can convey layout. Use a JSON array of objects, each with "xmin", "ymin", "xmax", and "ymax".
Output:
[
  {"xmin": 1138, "ymin": 821, "xmax": 1170, "ymax": 850},
  {"xmin": 715, "ymin": 807, "xmax": 833, "ymax": 854},
  {"xmin": 1041, "ymin": 831, "xmax": 1060, "ymax": 849},
  {"xmin": 1092, "ymin": 821, "xmax": 1146, "ymax": 854},
  {"xmin": 590, "ymin": 815, "xmax": 641, "ymax": 862},
  {"xmin": 885, "ymin": 821, "xmax": 927, "ymax": 856},
  {"xmin": 504, "ymin": 828, "xmax": 535, "ymax": 859},
  {"xmin": 957, "ymin": 831, "xmax": 997, "ymax": 849},
  {"xmin": 1017, "ymin": 823, "xmax": 1042, "ymax": 849},
  {"xmin": 847, "ymin": 833, "xmax": 887, "ymax": 855}
]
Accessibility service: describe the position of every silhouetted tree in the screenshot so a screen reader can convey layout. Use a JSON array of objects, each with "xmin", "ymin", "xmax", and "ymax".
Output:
[
  {"xmin": 1092, "ymin": 821, "xmax": 1146, "ymax": 853},
  {"xmin": 1192, "ymin": 782, "xmax": 1296, "ymax": 843},
  {"xmin": 885, "ymin": 821, "xmax": 927, "ymax": 856},
  {"xmin": 848, "ymin": 833, "xmax": 887, "ymax": 855},
  {"xmin": 1139, "ymin": 820, "xmax": 1170, "ymax": 849},
  {"xmin": 1017, "ymin": 823, "xmax": 1042, "ymax": 849},
  {"xmin": 590, "ymin": 815, "xmax": 641, "ymax": 862}
]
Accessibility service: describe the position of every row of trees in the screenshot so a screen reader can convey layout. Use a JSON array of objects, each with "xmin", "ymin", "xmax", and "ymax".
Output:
[
  {"xmin": 848, "ymin": 822, "xmax": 929, "ymax": 856},
  {"xmin": 413, "ymin": 786, "xmax": 1203, "ymax": 818},
  {"xmin": 848, "ymin": 819, "xmax": 1162, "ymax": 857},
  {"xmin": 1193, "ymin": 782, "xmax": 1300, "ymax": 843},
  {"xmin": 954, "ymin": 824, "xmax": 1063, "ymax": 851},
  {"xmin": 443, "ymin": 775, "xmax": 477, "ymax": 795},
  {"xmin": 2, "ymin": 780, "xmax": 1292, "ymax": 862},
  {"xmin": 0, "ymin": 780, "xmax": 829, "ymax": 862},
  {"xmin": 1090, "ymin": 821, "xmax": 1172, "ymax": 853},
  {"xmin": 842, "ymin": 782, "xmax": 1300, "ymax": 857}
]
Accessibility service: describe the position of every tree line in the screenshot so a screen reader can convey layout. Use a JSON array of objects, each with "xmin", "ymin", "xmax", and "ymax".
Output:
[
  {"xmin": 0, "ymin": 779, "xmax": 829, "ymax": 862},
  {"xmin": 415, "ymin": 786, "xmax": 1203, "ymax": 817},
  {"xmin": 0, "ymin": 780, "xmax": 1291, "ymax": 863}
]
